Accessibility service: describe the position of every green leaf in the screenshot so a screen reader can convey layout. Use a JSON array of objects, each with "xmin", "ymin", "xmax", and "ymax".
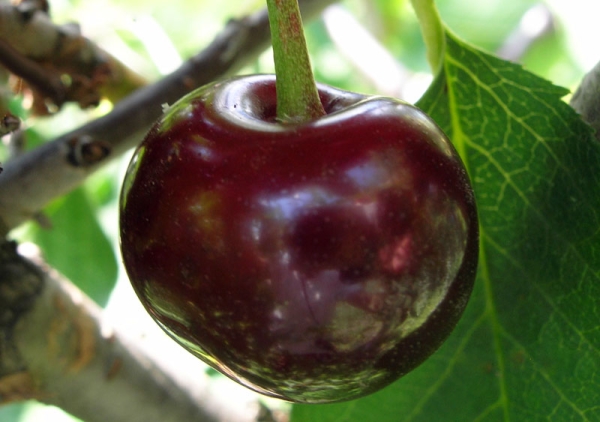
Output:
[
  {"xmin": 291, "ymin": 33, "xmax": 600, "ymax": 421},
  {"xmin": 30, "ymin": 187, "xmax": 118, "ymax": 306}
]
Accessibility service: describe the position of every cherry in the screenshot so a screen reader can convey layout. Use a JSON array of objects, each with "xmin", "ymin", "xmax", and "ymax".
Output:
[{"xmin": 119, "ymin": 74, "xmax": 479, "ymax": 403}]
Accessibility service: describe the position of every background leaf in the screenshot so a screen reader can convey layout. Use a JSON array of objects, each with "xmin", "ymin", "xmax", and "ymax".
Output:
[
  {"xmin": 291, "ymin": 32, "xmax": 600, "ymax": 422},
  {"xmin": 29, "ymin": 187, "xmax": 118, "ymax": 306}
]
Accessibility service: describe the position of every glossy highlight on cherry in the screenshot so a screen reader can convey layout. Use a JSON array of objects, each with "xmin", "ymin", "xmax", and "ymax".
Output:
[{"xmin": 119, "ymin": 74, "xmax": 479, "ymax": 403}]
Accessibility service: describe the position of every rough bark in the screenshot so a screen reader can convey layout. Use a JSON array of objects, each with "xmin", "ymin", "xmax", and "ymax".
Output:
[
  {"xmin": 0, "ymin": 240, "xmax": 261, "ymax": 422},
  {"xmin": 0, "ymin": 2, "xmax": 146, "ymax": 113}
]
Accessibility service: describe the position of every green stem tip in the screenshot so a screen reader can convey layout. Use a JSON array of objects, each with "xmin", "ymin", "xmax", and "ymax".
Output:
[
  {"xmin": 266, "ymin": 0, "xmax": 326, "ymax": 124},
  {"xmin": 410, "ymin": 0, "xmax": 446, "ymax": 73}
]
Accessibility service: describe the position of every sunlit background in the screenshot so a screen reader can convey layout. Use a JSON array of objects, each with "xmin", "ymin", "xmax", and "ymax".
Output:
[{"xmin": 1, "ymin": 0, "xmax": 599, "ymax": 420}]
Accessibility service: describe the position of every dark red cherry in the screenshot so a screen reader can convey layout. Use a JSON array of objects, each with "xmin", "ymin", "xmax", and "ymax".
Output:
[{"xmin": 119, "ymin": 74, "xmax": 478, "ymax": 403}]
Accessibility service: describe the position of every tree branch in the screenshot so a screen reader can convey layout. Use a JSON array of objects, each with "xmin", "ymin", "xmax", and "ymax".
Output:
[
  {"xmin": 0, "ymin": 0, "xmax": 336, "ymax": 234},
  {"xmin": 0, "ymin": 2, "xmax": 146, "ymax": 113},
  {"xmin": 570, "ymin": 60, "xmax": 600, "ymax": 141},
  {"xmin": 0, "ymin": 240, "xmax": 260, "ymax": 422},
  {"xmin": 0, "ymin": 38, "xmax": 66, "ymax": 106}
]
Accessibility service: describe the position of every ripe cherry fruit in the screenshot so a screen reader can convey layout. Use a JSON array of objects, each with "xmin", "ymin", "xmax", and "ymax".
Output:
[{"xmin": 119, "ymin": 74, "xmax": 479, "ymax": 403}]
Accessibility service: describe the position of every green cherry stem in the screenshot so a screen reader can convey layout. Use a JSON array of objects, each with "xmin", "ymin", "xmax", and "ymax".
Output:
[
  {"xmin": 266, "ymin": 0, "xmax": 326, "ymax": 123},
  {"xmin": 410, "ymin": 0, "xmax": 445, "ymax": 73}
]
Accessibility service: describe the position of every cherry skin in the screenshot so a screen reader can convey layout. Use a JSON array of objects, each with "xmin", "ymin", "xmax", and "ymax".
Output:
[{"xmin": 120, "ymin": 74, "xmax": 478, "ymax": 403}]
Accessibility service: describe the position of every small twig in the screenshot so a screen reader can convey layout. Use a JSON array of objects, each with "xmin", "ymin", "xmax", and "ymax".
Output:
[
  {"xmin": 0, "ymin": 38, "xmax": 66, "ymax": 106},
  {"xmin": 0, "ymin": 112, "xmax": 21, "ymax": 176},
  {"xmin": 0, "ymin": 2, "xmax": 146, "ymax": 113},
  {"xmin": 570, "ymin": 60, "xmax": 600, "ymax": 141},
  {"xmin": 1, "ymin": 112, "xmax": 20, "ymax": 137}
]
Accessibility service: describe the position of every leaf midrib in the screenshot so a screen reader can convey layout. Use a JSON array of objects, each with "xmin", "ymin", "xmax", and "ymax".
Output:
[{"xmin": 443, "ymin": 38, "xmax": 511, "ymax": 422}]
